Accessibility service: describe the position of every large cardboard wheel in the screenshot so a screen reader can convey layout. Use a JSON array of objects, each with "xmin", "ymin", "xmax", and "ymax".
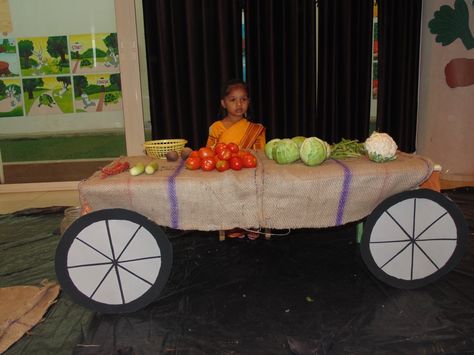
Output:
[
  {"xmin": 55, "ymin": 209, "xmax": 172, "ymax": 313},
  {"xmin": 361, "ymin": 189, "xmax": 468, "ymax": 289}
]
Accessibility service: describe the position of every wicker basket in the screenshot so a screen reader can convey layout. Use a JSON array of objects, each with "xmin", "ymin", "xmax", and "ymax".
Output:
[{"xmin": 143, "ymin": 139, "xmax": 188, "ymax": 159}]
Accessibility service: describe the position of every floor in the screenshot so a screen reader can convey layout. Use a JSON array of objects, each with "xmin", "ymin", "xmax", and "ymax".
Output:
[
  {"xmin": 0, "ymin": 190, "xmax": 80, "ymax": 214},
  {"xmin": 1, "ymin": 186, "xmax": 473, "ymax": 354}
]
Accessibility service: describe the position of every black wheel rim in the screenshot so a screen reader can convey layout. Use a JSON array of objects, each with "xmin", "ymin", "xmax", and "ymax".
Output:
[
  {"xmin": 55, "ymin": 209, "xmax": 172, "ymax": 313},
  {"xmin": 360, "ymin": 189, "xmax": 468, "ymax": 289}
]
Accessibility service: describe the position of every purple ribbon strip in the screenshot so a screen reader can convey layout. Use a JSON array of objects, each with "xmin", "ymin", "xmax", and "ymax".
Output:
[
  {"xmin": 168, "ymin": 160, "xmax": 185, "ymax": 229},
  {"xmin": 333, "ymin": 159, "xmax": 352, "ymax": 226}
]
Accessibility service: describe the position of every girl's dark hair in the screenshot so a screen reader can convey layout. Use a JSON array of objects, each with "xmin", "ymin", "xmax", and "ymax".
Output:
[
  {"xmin": 218, "ymin": 78, "xmax": 252, "ymax": 119},
  {"xmin": 220, "ymin": 78, "xmax": 249, "ymax": 99}
]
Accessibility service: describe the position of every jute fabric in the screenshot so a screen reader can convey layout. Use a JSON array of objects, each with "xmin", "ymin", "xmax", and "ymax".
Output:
[
  {"xmin": 0, "ymin": 281, "xmax": 60, "ymax": 353},
  {"xmin": 80, "ymin": 152, "xmax": 433, "ymax": 231}
]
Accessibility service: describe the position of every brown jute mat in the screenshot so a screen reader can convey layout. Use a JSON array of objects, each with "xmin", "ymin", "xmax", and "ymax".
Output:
[{"xmin": 0, "ymin": 281, "xmax": 60, "ymax": 354}]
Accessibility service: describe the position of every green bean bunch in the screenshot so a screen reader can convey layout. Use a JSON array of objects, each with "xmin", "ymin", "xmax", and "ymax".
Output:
[{"xmin": 330, "ymin": 138, "xmax": 366, "ymax": 159}]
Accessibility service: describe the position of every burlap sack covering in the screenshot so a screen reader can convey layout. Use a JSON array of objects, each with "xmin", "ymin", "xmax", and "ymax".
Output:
[
  {"xmin": 0, "ymin": 281, "xmax": 60, "ymax": 354},
  {"xmin": 261, "ymin": 152, "xmax": 432, "ymax": 228},
  {"xmin": 79, "ymin": 152, "xmax": 432, "ymax": 231},
  {"xmin": 80, "ymin": 157, "xmax": 260, "ymax": 231}
]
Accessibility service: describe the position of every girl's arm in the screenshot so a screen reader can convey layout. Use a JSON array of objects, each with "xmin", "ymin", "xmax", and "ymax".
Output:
[
  {"xmin": 206, "ymin": 135, "xmax": 217, "ymax": 148},
  {"xmin": 252, "ymin": 128, "xmax": 266, "ymax": 150},
  {"xmin": 206, "ymin": 121, "xmax": 223, "ymax": 148}
]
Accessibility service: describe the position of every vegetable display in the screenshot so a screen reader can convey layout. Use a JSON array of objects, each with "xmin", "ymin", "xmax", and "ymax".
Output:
[
  {"xmin": 264, "ymin": 132, "xmax": 398, "ymax": 165},
  {"xmin": 364, "ymin": 132, "xmax": 398, "ymax": 163},
  {"xmin": 299, "ymin": 137, "xmax": 328, "ymax": 166},
  {"xmin": 329, "ymin": 139, "xmax": 365, "ymax": 160},
  {"xmin": 100, "ymin": 160, "xmax": 130, "ymax": 179},
  {"xmin": 129, "ymin": 163, "xmax": 145, "ymax": 176},
  {"xmin": 291, "ymin": 136, "xmax": 306, "ymax": 149},
  {"xmin": 145, "ymin": 162, "xmax": 159, "ymax": 175},
  {"xmin": 129, "ymin": 161, "xmax": 160, "ymax": 176},
  {"xmin": 185, "ymin": 143, "xmax": 258, "ymax": 172},
  {"xmin": 265, "ymin": 136, "xmax": 330, "ymax": 167},
  {"xmin": 264, "ymin": 138, "xmax": 281, "ymax": 160},
  {"xmin": 272, "ymin": 139, "xmax": 300, "ymax": 164}
]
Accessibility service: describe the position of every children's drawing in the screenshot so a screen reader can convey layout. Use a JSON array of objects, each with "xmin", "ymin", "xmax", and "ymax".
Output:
[
  {"xmin": 23, "ymin": 75, "xmax": 73, "ymax": 116},
  {"xmin": 31, "ymin": 46, "xmax": 47, "ymax": 76},
  {"xmin": 73, "ymin": 73, "xmax": 122, "ymax": 113},
  {"xmin": 70, "ymin": 33, "xmax": 119, "ymax": 74},
  {"xmin": 81, "ymin": 92, "xmax": 96, "ymax": 108},
  {"xmin": 18, "ymin": 36, "xmax": 70, "ymax": 76},
  {"xmin": 0, "ymin": 78, "xmax": 23, "ymax": 117},
  {"xmin": 0, "ymin": 38, "xmax": 19, "ymax": 77},
  {"xmin": 429, "ymin": 0, "xmax": 474, "ymax": 88}
]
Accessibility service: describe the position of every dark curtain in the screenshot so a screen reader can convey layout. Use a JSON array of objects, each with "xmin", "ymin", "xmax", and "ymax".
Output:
[
  {"xmin": 376, "ymin": 0, "xmax": 422, "ymax": 152},
  {"xmin": 143, "ymin": 0, "xmax": 243, "ymax": 149},
  {"xmin": 317, "ymin": 0, "xmax": 373, "ymax": 144},
  {"xmin": 245, "ymin": 0, "xmax": 317, "ymax": 140}
]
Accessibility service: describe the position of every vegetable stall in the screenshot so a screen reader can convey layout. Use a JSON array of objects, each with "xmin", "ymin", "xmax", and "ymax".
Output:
[{"xmin": 54, "ymin": 136, "xmax": 469, "ymax": 313}]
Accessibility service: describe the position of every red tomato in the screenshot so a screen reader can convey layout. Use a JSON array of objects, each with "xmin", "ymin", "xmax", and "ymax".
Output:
[
  {"xmin": 217, "ymin": 148, "xmax": 232, "ymax": 161},
  {"xmin": 214, "ymin": 143, "xmax": 227, "ymax": 155},
  {"xmin": 198, "ymin": 147, "xmax": 215, "ymax": 159},
  {"xmin": 242, "ymin": 153, "xmax": 257, "ymax": 168},
  {"xmin": 229, "ymin": 156, "xmax": 243, "ymax": 170},
  {"xmin": 227, "ymin": 142, "xmax": 239, "ymax": 153},
  {"xmin": 185, "ymin": 156, "xmax": 201, "ymax": 170},
  {"xmin": 215, "ymin": 159, "xmax": 230, "ymax": 172},
  {"xmin": 200, "ymin": 157, "xmax": 216, "ymax": 171},
  {"xmin": 189, "ymin": 150, "xmax": 199, "ymax": 159}
]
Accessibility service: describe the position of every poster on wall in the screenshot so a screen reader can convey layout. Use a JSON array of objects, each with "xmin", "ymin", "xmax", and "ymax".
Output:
[
  {"xmin": 22, "ymin": 75, "xmax": 73, "ymax": 116},
  {"xmin": 18, "ymin": 36, "xmax": 70, "ymax": 76},
  {"xmin": 0, "ymin": 77, "xmax": 23, "ymax": 117},
  {"xmin": 0, "ymin": 38, "xmax": 19, "ymax": 77},
  {"xmin": 73, "ymin": 73, "xmax": 122, "ymax": 113},
  {"xmin": 70, "ymin": 33, "xmax": 119, "ymax": 74}
]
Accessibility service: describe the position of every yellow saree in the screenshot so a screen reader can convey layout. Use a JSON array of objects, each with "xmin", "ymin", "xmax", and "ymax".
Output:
[{"xmin": 207, "ymin": 119, "xmax": 266, "ymax": 150}]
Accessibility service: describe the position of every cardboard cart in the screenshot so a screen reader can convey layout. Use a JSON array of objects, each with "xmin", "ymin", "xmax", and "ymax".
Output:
[{"xmin": 55, "ymin": 151, "xmax": 468, "ymax": 313}]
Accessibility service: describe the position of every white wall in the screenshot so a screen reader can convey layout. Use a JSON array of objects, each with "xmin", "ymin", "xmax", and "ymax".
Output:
[{"xmin": 417, "ymin": 0, "xmax": 474, "ymax": 181}]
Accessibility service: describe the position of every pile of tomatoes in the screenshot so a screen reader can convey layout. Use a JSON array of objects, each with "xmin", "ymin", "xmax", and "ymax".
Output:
[{"xmin": 185, "ymin": 142, "xmax": 257, "ymax": 172}]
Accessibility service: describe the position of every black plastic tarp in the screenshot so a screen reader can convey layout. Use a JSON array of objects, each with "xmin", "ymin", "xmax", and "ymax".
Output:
[{"xmin": 1, "ymin": 188, "xmax": 473, "ymax": 354}]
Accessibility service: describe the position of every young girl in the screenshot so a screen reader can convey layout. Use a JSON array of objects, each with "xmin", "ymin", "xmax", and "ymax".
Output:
[
  {"xmin": 207, "ymin": 79, "xmax": 266, "ymax": 240},
  {"xmin": 206, "ymin": 79, "xmax": 266, "ymax": 150}
]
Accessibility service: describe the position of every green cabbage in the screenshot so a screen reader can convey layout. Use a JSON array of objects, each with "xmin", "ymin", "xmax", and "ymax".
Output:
[
  {"xmin": 291, "ymin": 136, "xmax": 306, "ymax": 149},
  {"xmin": 272, "ymin": 139, "xmax": 300, "ymax": 164},
  {"xmin": 299, "ymin": 137, "xmax": 327, "ymax": 166},
  {"xmin": 264, "ymin": 138, "xmax": 281, "ymax": 160}
]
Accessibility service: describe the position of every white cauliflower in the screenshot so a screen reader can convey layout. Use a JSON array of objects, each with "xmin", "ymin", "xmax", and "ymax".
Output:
[{"xmin": 364, "ymin": 132, "xmax": 398, "ymax": 163}]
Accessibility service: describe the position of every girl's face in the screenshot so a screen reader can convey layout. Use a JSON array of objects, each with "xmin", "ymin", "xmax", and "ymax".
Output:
[{"xmin": 221, "ymin": 86, "xmax": 249, "ymax": 120}]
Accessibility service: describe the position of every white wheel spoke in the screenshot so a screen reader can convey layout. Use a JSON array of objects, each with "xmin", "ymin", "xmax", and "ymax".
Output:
[
  {"xmin": 385, "ymin": 210, "xmax": 412, "ymax": 241},
  {"xmin": 414, "ymin": 242, "xmax": 440, "ymax": 271},
  {"xmin": 76, "ymin": 237, "xmax": 113, "ymax": 262},
  {"xmin": 415, "ymin": 211, "xmax": 448, "ymax": 241},
  {"xmin": 116, "ymin": 225, "xmax": 142, "ymax": 260},
  {"xmin": 379, "ymin": 241, "xmax": 411, "ymax": 269},
  {"xmin": 119, "ymin": 255, "xmax": 161, "ymax": 263},
  {"xmin": 105, "ymin": 220, "xmax": 118, "ymax": 261},
  {"xmin": 113, "ymin": 263, "xmax": 126, "ymax": 304},
  {"xmin": 68, "ymin": 261, "xmax": 113, "ymax": 269},
  {"xmin": 90, "ymin": 264, "xmax": 115, "ymax": 299},
  {"xmin": 117, "ymin": 264, "xmax": 154, "ymax": 287}
]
